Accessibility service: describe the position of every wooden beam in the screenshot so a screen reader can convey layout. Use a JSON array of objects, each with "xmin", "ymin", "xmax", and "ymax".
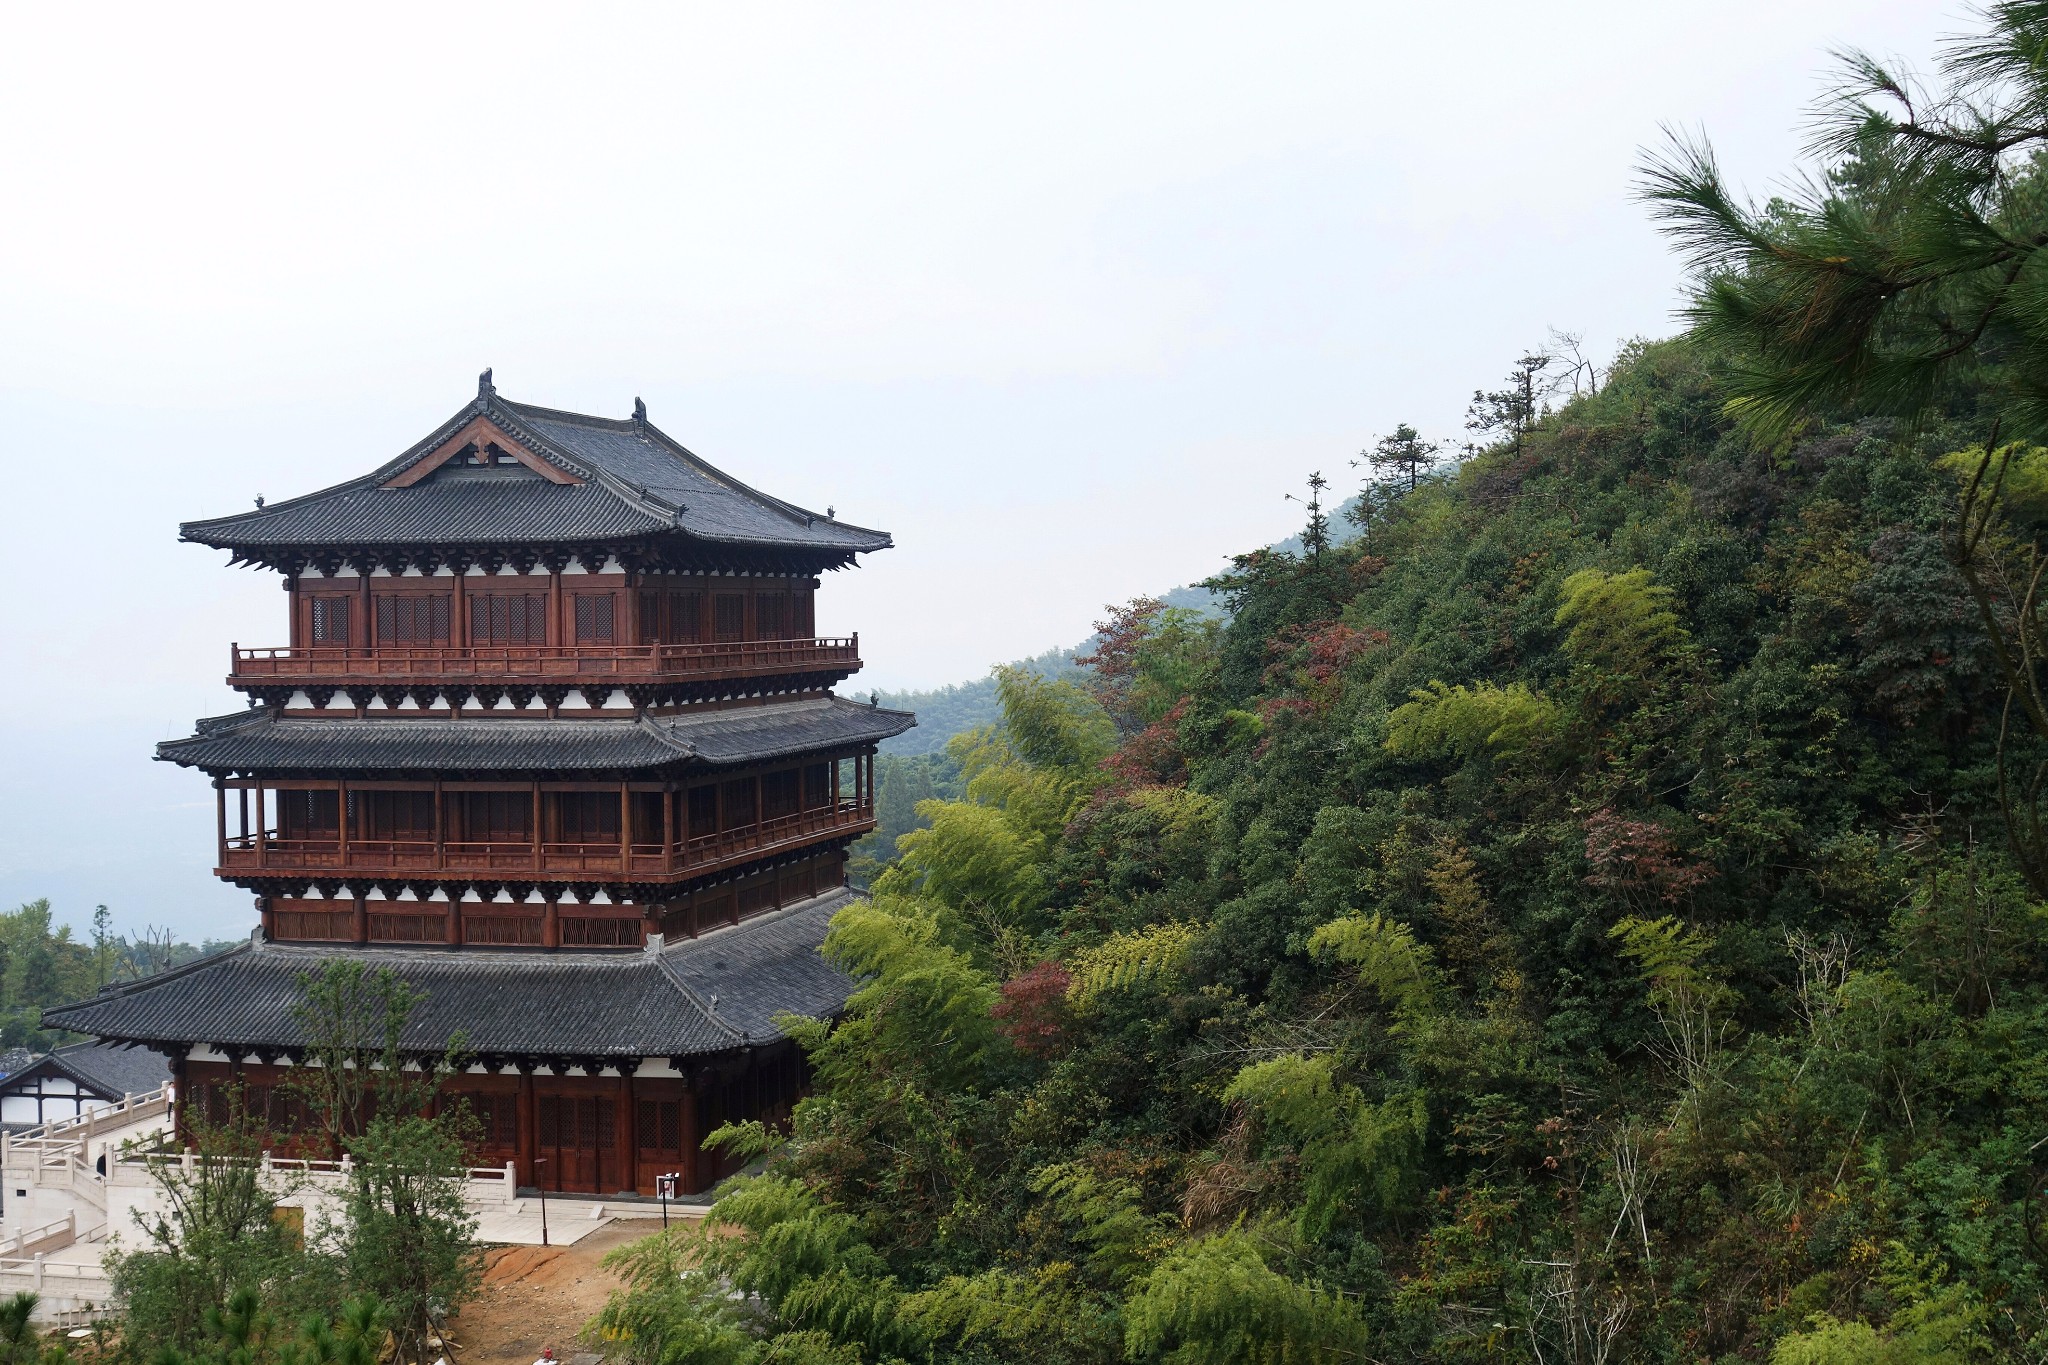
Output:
[{"xmin": 381, "ymin": 415, "xmax": 582, "ymax": 488}]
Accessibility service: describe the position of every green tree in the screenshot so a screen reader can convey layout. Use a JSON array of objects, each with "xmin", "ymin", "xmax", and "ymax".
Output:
[{"xmin": 1366, "ymin": 422, "xmax": 1441, "ymax": 492}]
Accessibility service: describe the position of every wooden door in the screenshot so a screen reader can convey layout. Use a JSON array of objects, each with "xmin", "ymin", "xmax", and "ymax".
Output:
[{"xmin": 536, "ymin": 1093, "xmax": 616, "ymax": 1193}]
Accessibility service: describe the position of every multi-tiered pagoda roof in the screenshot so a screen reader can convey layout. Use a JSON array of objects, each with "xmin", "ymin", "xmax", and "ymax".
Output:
[{"xmin": 43, "ymin": 375, "xmax": 915, "ymax": 1197}]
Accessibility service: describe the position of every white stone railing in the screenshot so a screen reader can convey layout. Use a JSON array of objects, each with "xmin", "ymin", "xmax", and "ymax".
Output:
[{"xmin": 2, "ymin": 1084, "xmax": 173, "ymax": 1157}]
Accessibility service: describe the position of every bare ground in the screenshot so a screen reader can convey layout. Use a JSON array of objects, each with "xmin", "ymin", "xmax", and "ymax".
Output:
[{"xmin": 446, "ymin": 1221, "xmax": 657, "ymax": 1364}]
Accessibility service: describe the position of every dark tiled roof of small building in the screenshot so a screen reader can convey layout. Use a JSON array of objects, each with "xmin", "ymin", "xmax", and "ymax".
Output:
[
  {"xmin": 156, "ymin": 696, "xmax": 915, "ymax": 776},
  {"xmin": 41, "ymin": 891, "xmax": 859, "ymax": 1060},
  {"xmin": 45, "ymin": 1041, "xmax": 171, "ymax": 1097},
  {"xmin": 180, "ymin": 386, "xmax": 892, "ymax": 557}
]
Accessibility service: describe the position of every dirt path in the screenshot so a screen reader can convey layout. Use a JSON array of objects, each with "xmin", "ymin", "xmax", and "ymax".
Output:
[{"xmin": 446, "ymin": 1221, "xmax": 659, "ymax": 1364}]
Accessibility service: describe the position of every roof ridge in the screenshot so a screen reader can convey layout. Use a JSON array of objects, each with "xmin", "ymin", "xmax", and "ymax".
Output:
[
  {"xmin": 496, "ymin": 397, "xmax": 637, "ymax": 432},
  {"xmin": 57, "ymin": 940, "xmax": 253, "ymax": 1007}
]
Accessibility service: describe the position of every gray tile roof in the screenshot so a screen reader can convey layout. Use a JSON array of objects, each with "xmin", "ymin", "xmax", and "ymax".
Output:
[
  {"xmin": 45, "ymin": 1041, "xmax": 171, "ymax": 1097},
  {"xmin": 40, "ymin": 891, "xmax": 860, "ymax": 1060},
  {"xmin": 180, "ymin": 386, "xmax": 892, "ymax": 557},
  {"xmin": 157, "ymin": 696, "xmax": 916, "ymax": 776}
]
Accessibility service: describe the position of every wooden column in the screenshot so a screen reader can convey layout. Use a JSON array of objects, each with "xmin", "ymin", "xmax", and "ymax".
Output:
[
  {"xmin": 531, "ymin": 781, "xmax": 542, "ymax": 873},
  {"xmin": 617, "ymin": 1072, "xmax": 636, "ymax": 1196},
  {"xmin": 214, "ymin": 780, "xmax": 227, "ymax": 866},
  {"xmin": 337, "ymin": 780, "xmax": 349, "ymax": 865},
  {"xmin": 548, "ymin": 567, "xmax": 563, "ymax": 647},
  {"xmin": 542, "ymin": 898, "xmax": 560, "ymax": 949},
  {"xmin": 619, "ymin": 782, "xmax": 631, "ymax": 872},
  {"xmin": 447, "ymin": 894, "xmax": 462, "ymax": 946},
  {"xmin": 255, "ymin": 785, "xmax": 267, "ymax": 868},
  {"xmin": 681, "ymin": 1077, "xmax": 701, "ymax": 1194},
  {"xmin": 352, "ymin": 895, "xmax": 368, "ymax": 946},
  {"xmin": 452, "ymin": 568, "xmax": 468, "ymax": 650},
  {"xmin": 433, "ymin": 778, "xmax": 446, "ymax": 870},
  {"xmin": 662, "ymin": 785, "xmax": 675, "ymax": 874},
  {"xmin": 517, "ymin": 1068, "xmax": 536, "ymax": 1188}
]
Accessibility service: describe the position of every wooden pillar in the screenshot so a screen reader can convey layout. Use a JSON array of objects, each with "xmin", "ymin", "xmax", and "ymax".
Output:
[
  {"xmin": 662, "ymin": 785, "xmax": 675, "ymax": 874},
  {"xmin": 617, "ymin": 1073, "xmax": 636, "ymax": 1196},
  {"xmin": 680, "ymin": 1077, "xmax": 701, "ymax": 1194},
  {"xmin": 255, "ymin": 785, "xmax": 267, "ymax": 868},
  {"xmin": 352, "ymin": 895, "xmax": 368, "ymax": 946},
  {"xmin": 517, "ymin": 1068, "xmax": 536, "ymax": 1187},
  {"xmin": 258, "ymin": 895, "xmax": 274, "ymax": 941},
  {"xmin": 542, "ymin": 898, "xmax": 559, "ymax": 949},
  {"xmin": 447, "ymin": 894, "xmax": 462, "ymax": 946},
  {"xmin": 548, "ymin": 567, "xmax": 563, "ymax": 648},
  {"xmin": 452, "ymin": 567, "xmax": 468, "ymax": 650},
  {"xmin": 433, "ymin": 778, "xmax": 445, "ymax": 870},
  {"xmin": 337, "ymin": 780, "xmax": 349, "ymax": 865},
  {"xmin": 214, "ymin": 780, "xmax": 227, "ymax": 866},
  {"xmin": 867, "ymin": 750, "xmax": 875, "ymax": 812},
  {"xmin": 531, "ymin": 781, "xmax": 542, "ymax": 873},
  {"xmin": 619, "ymin": 782, "xmax": 631, "ymax": 872}
]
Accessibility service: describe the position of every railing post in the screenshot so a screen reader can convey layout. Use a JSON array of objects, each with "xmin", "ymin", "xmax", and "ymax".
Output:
[
  {"xmin": 504, "ymin": 1160, "xmax": 518, "ymax": 1205},
  {"xmin": 31, "ymin": 1252, "xmax": 42, "ymax": 1291}
]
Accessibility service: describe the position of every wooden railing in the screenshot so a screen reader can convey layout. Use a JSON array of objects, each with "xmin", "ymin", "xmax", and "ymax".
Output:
[
  {"xmin": 219, "ymin": 802, "xmax": 871, "ymax": 879},
  {"xmin": 231, "ymin": 636, "xmax": 859, "ymax": 684}
]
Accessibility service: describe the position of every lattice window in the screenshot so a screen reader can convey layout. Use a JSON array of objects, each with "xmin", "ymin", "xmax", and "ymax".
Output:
[
  {"xmin": 458, "ymin": 792, "xmax": 531, "ymax": 841},
  {"xmin": 470, "ymin": 594, "xmax": 548, "ymax": 645},
  {"xmin": 803, "ymin": 763, "xmax": 832, "ymax": 811},
  {"xmin": 367, "ymin": 912, "xmax": 445, "ymax": 943},
  {"xmin": 463, "ymin": 914, "xmax": 543, "ymax": 946},
  {"xmin": 720, "ymin": 778, "xmax": 757, "ymax": 831},
  {"xmin": 637, "ymin": 1099, "xmax": 686, "ymax": 1157},
  {"xmin": 375, "ymin": 594, "xmax": 450, "ymax": 644},
  {"xmin": 686, "ymin": 786, "xmax": 718, "ymax": 839},
  {"xmin": 671, "ymin": 592, "xmax": 702, "ymax": 643},
  {"xmin": 310, "ymin": 596, "xmax": 351, "ymax": 646},
  {"xmin": 762, "ymin": 769, "xmax": 801, "ymax": 821},
  {"xmin": 755, "ymin": 592, "xmax": 790, "ymax": 640},
  {"xmin": 356, "ymin": 790, "xmax": 434, "ymax": 840},
  {"xmin": 573, "ymin": 594, "xmax": 615, "ymax": 644},
  {"xmin": 452, "ymin": 1092, "xmax": 518, "ymax": 1147},
  {"xmin": 552, "ymin": 792, "xmax": 621, "ymax": 844},
  {"xmin": 277, "ymin": 789, "xmax": 340, "ymax": 840},
  {"xmin": 712, "ymin": 593, "xmax": 745, "ymax": 642},
  {"xmin": 560, "ymin": 916, "xmax": 639, "ymax": 947}
]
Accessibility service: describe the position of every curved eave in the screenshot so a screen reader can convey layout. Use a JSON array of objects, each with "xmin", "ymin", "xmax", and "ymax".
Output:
[{"xmin": 180, "ymin": 391, "xmax": 894, "ymax": 560}]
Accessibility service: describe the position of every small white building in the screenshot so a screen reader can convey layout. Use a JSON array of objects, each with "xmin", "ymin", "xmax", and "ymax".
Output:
[{"xmin": 0, "ymin": 1043, "xmax": 169, "ymax": 1132}]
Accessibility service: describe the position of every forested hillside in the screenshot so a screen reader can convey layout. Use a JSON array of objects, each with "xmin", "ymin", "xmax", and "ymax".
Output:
[{"xmin": 593, "ymin": 13, "xmax": 2048, "ymax": 1364}]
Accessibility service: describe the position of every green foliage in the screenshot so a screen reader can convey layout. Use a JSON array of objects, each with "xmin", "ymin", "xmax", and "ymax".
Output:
[
  {"xmin": 1122, "ymin": 1229, "xmax": 1374, "ymax": 1364},
  {"xmin": 568, "ymin": 19, "xmax": 2048, "ymax": 1360},
  {"xmin": 1553, "ymin": 566, "xmax": 1690, "ymax": 677},
  {"xmin": 1384, "ymin": 680, "xmax": 1559, "ymax": 760},
  {"xmin": 1067, "ymin": 922, "xmax": 1200, "ymax": 1008}
]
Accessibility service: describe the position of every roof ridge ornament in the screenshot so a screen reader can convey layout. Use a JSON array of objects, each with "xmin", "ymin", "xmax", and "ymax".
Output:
[
  {"xmin": 476, "ymin": 368, "xmax": 495, "ymax": 411},
  {"xmin": 633, "ymin": 396, "xmax": 647, "ymax": 429}
]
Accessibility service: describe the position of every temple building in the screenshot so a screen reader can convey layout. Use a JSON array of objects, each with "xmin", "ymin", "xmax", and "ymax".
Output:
[{"xmin": 44, "ymin": 373, "xmax": 913, "ymax": 1196}]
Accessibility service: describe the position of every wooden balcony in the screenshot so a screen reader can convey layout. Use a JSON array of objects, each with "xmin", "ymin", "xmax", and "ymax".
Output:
[
  {"xmin": 218, "ymin": 803, "xmax": 872, "ymax": 886},
  {"xmin": 229, "ymin": 636, "xmax": 860, "ymax": 691}
]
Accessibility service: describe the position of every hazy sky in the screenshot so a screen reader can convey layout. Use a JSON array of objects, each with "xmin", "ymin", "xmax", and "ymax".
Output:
[{"xmin": 0, "ymin": 1, "xmax": 1955, "ymax": 937}]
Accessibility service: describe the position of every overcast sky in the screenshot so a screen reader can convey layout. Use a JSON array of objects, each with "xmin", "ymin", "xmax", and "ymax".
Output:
[{"xmin": 0, "ymin": 1, "xmax": 1957, "ymax": 938}]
